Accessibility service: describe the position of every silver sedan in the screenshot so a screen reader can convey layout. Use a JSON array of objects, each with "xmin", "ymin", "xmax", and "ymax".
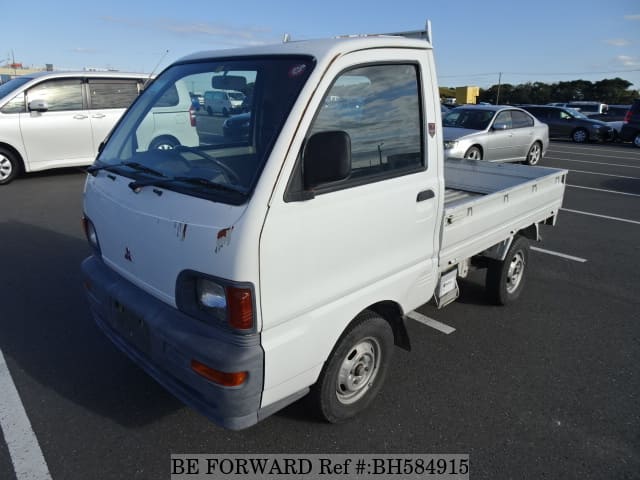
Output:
[{"xmin": 443, "ymin": 105, "xmax": 549, "ymax": 165}]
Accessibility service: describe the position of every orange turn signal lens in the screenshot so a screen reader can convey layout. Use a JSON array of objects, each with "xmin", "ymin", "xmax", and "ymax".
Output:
[
  {"xmin": 226, "ymin": 286, "xmax": 253, "ymax": 330},
  {"xmin": 191, "ymin": 359, "xmax": 247, "ymax": 387}
]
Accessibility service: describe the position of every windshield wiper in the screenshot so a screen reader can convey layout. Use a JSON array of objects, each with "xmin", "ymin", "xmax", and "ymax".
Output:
[
  {"xmin": 87, "ymin": 161, "xmax": 167, "ymax": 178},
  {"xmin": 128, "ymin": 176, "xmax": 246, "ymax": 195}
]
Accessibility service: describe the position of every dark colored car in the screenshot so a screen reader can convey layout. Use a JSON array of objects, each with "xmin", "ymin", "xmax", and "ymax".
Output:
[
  {"xmin": 589, "ymin": 104, "xmax": 630, "ymax": 122},
  {"xmin": 222, "ymin": 111, "xmax": 251, "ymax": 140},
  {"xmin": 619, "ymin": 99, "xmax": 640, "ymax": 147},
  {"xmin": 520, "ymin": 105, "xmax": 614, "ymax": 143}
]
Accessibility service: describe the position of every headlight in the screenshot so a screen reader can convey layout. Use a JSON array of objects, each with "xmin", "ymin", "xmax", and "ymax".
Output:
[
  {"xmin": 82, "ymin": 215, "xmax": 101, "ymax": 254},
  {"xmin": 178, "ymin": 274, "xmax": 255, "ymax": 332},
  {"xmin": 197, "ymin": 278, "xmax": 227, "ymax": 310},
  {"xmin": 444, "ymin": 140, "xmax": 458, "ymax": 150}
]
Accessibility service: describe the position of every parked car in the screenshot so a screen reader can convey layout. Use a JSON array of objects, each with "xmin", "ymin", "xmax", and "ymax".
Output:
[
  {"xmin": 442, "ymin": 105, "xmax": 548, "ymax": 165},
  {"xmin": 589, "ymin": 104, "xmax": 630, "ymax": 122},
  {"xmin": 0, "ymin": 70, "xmax": 149, "ymax": 185},
  {"xmin": 619, "ymin": 99, "xmax": 640, "ymax": 147},
  {"xmin": 222, "ymin": 111, "xmax": 251, "ymax": 140},
  {"xmin": 204, "ymin": 89, "xmax": 245, "ymax": 116},
  {"xmin": 566, "ymin": 101, "xmax": 608, "ymax": 116},
  {"xmin": 520, "ymin": 105, "xmax": 615, "ymax": 143}
]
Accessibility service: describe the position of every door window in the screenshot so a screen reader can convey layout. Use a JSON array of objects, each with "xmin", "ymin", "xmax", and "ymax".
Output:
[
  {"xmin": 306, "ymin": 63, "xmax": 423, "ymax": 189},
  {"xmin": 511, "ymin": 110, "xmax": 533, "ymax": 128},
  {"xmin": 26, "ymin": 79, "xmax": 83, "ymax": 111},
  {"xmin": 88, "ymin": 79, "xmax": 142, "ymax": 109}
]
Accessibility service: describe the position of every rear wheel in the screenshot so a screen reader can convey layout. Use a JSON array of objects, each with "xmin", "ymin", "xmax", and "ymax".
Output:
[
  {"xmin": 149, "ymin": 136, "xmax": 179, "ymax": 151},
  {"xmin": 0, "ymin": 148, "xmax": 19, "ymax": 185},
  {"xmin": 309, "ymin": 310, "xmax": 394, "ymax": 423},
  {"xmin": 486, "ymin": 236, "xmax": 529, "ymax": 305},
  {"xmin": 572, "ymin": 128, "xmax": 588, "ymax": 143},
  {"xmin": 464, "ymin": 146, "xmax": 482, "ymax": 160},
  {"xmin": 633, "ymin": 132, "xmax": 640, "ymax": 148},
  {"xmin": 524, "ymin": 141, "xmax": 542, "ymax": 165}
]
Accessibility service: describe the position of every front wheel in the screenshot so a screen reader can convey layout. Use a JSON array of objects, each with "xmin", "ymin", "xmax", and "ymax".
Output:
[
  {"xmin": 149, "ymin": 136, "xmax": 179, "ymax": 151},
  {"xmin": 633, "ymin": 132, "xmax": 640, "ymax": 148},
  {"xmin": 464, "ymin": 146, "xmax": 482, "ymax": 160},
  {"xmin": 486, "ymin": 236, "xmax": 529, "ymax": 305},
  {"xmin": 524, "ymin": 142, "xmax": 542, "ymax": 165},
  {"xmin": 0, "ymin": 148, "xmax": 19, "ymax": 185},
  {"xmin": 309, "ymin": 311, "xmax": 394, "ymax": 423},
  {"xmin": 572, "ymin": 128, "xmax": 588, "ymax": 143}
]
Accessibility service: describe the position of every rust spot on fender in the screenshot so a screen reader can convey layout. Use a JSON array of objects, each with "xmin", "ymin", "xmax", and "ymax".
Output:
[{"xmin": 215, "ymin": 226, "xmax": 234, "ymax": 253}]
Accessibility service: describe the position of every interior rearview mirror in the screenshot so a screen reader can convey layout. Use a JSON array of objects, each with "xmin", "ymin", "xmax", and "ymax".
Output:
[{"xmin": 212, "ymin": 75, "xmax": 247, "ymax": 91}]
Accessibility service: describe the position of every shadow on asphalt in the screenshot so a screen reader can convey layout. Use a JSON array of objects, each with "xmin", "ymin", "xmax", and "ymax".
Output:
[{"xmin": 0, "ymin": 220, "xmax": 183, "ymax": 427}]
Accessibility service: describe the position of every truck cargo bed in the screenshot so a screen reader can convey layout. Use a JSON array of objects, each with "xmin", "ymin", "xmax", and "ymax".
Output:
[{"xmin": 440, "ymin": 159, "xmax": 567, "ymax": 270}]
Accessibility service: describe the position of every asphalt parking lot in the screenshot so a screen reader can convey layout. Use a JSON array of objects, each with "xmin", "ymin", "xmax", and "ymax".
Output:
[{"xmin": 0, "ymin": 140, "xmax": 638, "ymax": 479}]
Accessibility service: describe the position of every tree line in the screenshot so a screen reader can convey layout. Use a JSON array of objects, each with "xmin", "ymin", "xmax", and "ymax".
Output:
[{"xmin": 476, "ymin": 78, "xmax": 639, "ymax": 105}]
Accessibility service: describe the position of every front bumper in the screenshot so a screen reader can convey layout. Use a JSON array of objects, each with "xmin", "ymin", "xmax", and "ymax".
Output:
[{"xmin": 81, "ymin": 255, "xmax": 264, "ymax": 430}]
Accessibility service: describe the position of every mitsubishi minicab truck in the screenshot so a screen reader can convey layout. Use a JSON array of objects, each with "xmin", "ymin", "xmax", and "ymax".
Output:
[{"xmin": 81, "ymin": 23, "xmax": 567, "ymax": 430}]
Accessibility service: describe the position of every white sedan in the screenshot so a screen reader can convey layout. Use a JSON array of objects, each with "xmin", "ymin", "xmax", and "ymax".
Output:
[{"xmin": 443, "ymin": 105, "xmax": 549, "ymax": 165}]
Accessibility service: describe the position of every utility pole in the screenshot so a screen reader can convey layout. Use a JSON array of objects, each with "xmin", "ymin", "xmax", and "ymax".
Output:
[{"xmin": 496, "ymin": 72, "xmax": 502, "ymax": 105}]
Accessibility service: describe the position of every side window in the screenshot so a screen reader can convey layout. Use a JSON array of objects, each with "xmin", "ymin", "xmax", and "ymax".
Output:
[
  {"xmin": 512, "ymin": 110, "xmax": 533, "ymax": 128},
  {"xmin": 308, "ymin": 63, "xmax": 423, "ymax": 185},
  {"xmin": 494, "ymin": 111, "xmax": 512, "ymax": 129},
  {"xmin": 88, "ymin": 79, "xmax": 140, "ymax": 109},
  {"xmin": 0, "ymin": 92, "xmax": 26, "ymax": 114},
  {"xmin": 155, "ymin": 85, "xmax": 179, "ymax": 107},
  {"xmin": 26, "ymin": 79, "xmax": 83, "ymax": 112}
]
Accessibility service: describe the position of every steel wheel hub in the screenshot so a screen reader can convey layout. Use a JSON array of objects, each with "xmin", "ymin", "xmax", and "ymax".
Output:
[
  {"xmin": 336, "ymin": 337, "xmax": 381, "ymax": 405},
  {"xmin": 506, "ymin": 251, "xmax": 525, "ymax": 293}
]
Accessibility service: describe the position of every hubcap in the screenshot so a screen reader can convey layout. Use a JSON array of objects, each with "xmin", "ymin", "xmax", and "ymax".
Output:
[
  {"xmin": 528, "ymin": 144, "xmax": 540, "ymax": 164},
  {"xmin": 634, "ymin": 134, "xmax": 640, "ymax": 148},
  {"xmin": 336, "ymin": 337, "xmax": 381, "ymax": 405},
  {"xmin": 573, "ymin": 130, "xmax": 587, "ymax": 142},
  {"xmin": 506, "ymin": 250, "xmax": 525, "ymax": 294},
  {"xmin": 465, "ymin": 149, "xmax": 481, "ymax": 160},
  {"xmin": 155, "ymin": 143, "xmax": 174, "ymax": 150},
  {"xmin": 0, "ymin": 155, "xmax": 12, "ymax": 180}
]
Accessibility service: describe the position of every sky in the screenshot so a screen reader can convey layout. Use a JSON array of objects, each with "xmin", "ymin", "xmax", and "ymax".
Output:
[{"xmin": 4, "ymin": 0, "xmax": 640, "ymax": 91}]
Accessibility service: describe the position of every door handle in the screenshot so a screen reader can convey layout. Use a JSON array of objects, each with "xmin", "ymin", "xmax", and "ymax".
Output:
[
  {"xmin": 73, "ymin": 114, "xmax": 88, "ymax": 120},
  {"xmin": 92, "ymin": 113, "xmax": 106, "ymax": 119},
  {"xmin": 417, "ymin": 189, "xmax": 435, "ymax": 202}
]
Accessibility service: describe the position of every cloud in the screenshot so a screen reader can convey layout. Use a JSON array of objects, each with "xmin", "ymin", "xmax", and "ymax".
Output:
[
  {"xmin": 605, "ymin": 38, "xmax": 630, "ymax": 46},
  {"xmin": 615, "ymin": 55, "xmax": 640, "ymax": 67},
  {"xmin": 624, "ymin": 14, "xmax": 640, "ymax": 20}
]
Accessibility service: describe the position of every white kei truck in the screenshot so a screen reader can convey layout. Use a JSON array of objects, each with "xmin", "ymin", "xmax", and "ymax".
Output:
[{"xmin": 81, "ymin": 23, "xmax": 567, "ymax": 430}]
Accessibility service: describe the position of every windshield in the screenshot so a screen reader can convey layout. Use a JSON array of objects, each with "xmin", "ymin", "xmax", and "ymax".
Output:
[
  {"xmin": 96, "ymin": 56, "xmax": 314, "ymax": 204},
  {"xmin": 565, "ymin": 108, "xmax": 588, "ymax": 119},
  {"xmin": 443, "ymin": 108, "xmax": 495, "ymax": 130},
  {"xmin": 0, "ymin": 76, "xmax": 32, "ymax": 100}
]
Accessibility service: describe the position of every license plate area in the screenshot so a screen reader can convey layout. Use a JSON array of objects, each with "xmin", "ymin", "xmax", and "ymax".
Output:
[{"xmin": 111, "ymin": 300, "xmax": 151, "ymax": 355}]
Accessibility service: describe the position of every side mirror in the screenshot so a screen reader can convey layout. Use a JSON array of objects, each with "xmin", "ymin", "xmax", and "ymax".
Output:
[
  {"xmin": 28, "ymin": 99, "xmax": 49, "ymax": 112},
  {"xmin": 492, "ymin": 122, "xmax": 508, "ymax": 131},
  {"xmin": 303, "ymin": 131, "xmax": 351, "ymax": 191}
]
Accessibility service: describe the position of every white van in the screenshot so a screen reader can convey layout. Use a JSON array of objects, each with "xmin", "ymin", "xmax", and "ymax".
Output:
[
  {"xmin": 203, "ymin": 89, "xmax": 245, "ymax": 116},
  {"xmin": 0, "ymin": 71, "xmax": 149, "ymax": 185}
]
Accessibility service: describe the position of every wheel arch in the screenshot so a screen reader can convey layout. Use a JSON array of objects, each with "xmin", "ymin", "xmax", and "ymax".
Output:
[
  {"xmin": 364, "ymin": 301, "xmax": 411, "ymax": 352},
  {"xmin": 0, "ymin": 142, "xmax": 26, "ymax": 173}
]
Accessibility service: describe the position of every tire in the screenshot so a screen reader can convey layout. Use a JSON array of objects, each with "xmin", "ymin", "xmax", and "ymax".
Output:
[
  {"xmin": 222, "ymin": 107, "xmax": 229, "ymax": 117},
  {"xmin": 309, "ymin": 310, "xmax": 394, "ymax": 423},
  {"xmin": 485, "ymin": 236, "xmax": 529, "ymax": 305},
  {"xmin": 464, "ymin": 146, "xmax": 482, "ymax": 160},
  {"xmin": 207, "ymin": 106, "xmax": 213, "ymax": 116},
  {"xmin": 149, "ymin": 136, "xmax": 179, "ymax": 151},
  {"xmin": 572, "ymin": 128, "xmax": 588, "ymax": 143},
  {"xmin": 524, "ymin": 142, "xmax": 542, "ymax": 166},
  {"xmin": 633, "ymin": 133, "xmax": 640, "ymax": 148},
  {"xmin": 0, "ymin": 148, "xmax": 20, "ymax": 185}
]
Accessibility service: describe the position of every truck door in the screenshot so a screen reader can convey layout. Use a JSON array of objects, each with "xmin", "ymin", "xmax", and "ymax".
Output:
[{"xmin": 258, "ymin": 49, "xmax": 442, "ymax": 404}]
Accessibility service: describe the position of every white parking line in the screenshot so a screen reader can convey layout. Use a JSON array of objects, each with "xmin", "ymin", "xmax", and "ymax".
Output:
[
  {"xmin": 545, "ymin": 156, "xmax": 640, "ymax": 169},
  {"xmin": 0, "ymin": 348, "xmax": 52, "ymax": 480},
  {"xmin": 530, "ymin": 246, "xmax": 587, "ymax": 263},
  {"xmin": 407, "ymin": 311, "xmax": 456, "ymax": 334},
  {"xmin": 567, "ymin": 169, "xmax": 640, "ymax": 180},
  {"xmin": 561, "ymin": 208, "xmax": 640, "ymax": 226},
  {"xmin": 567, "ymin": 184, "xmax": 640, "ymax": 198}
]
